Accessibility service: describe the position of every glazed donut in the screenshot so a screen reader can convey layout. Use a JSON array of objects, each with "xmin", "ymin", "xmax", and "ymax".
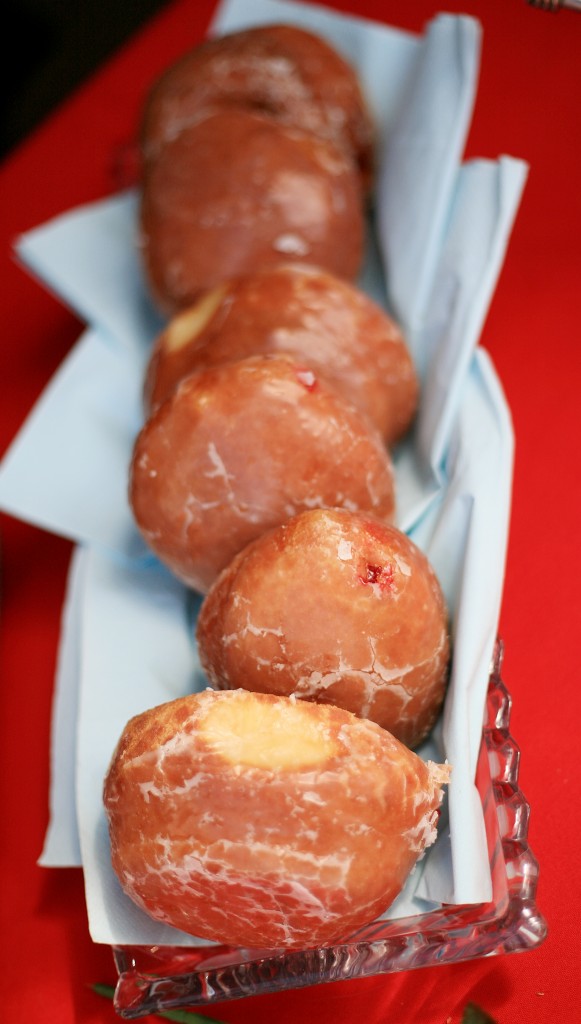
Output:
[
  {"xmin": 140, "ymin": 23, "xmax": 374, "ymax": 192},
  {"xmin": 103, "ymin": 688, "xmax": 450, "ymax": 949},
  {"xmin": 129, "ymin": 354, "xmax": 396, "ymax": 593},
  {"xmin": 139, "ymin": 108, "xmax": 364, "ymax": 314},
  {"xmin": 197, "ymin": 508, "xmax": 450, "ymax": 749},
  {"xmin": 143, "ymin": 264, "xmax": 418, "ymax": 446}
]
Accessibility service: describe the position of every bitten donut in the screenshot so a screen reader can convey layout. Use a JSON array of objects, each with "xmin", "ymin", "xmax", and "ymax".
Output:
[
  {"xmin": 139, "ymin": 108, "xmax": 364, "ymax": 314},
  {"xmin": 103, "ymin": 688, "xmax": 450, "ymax": 949},
  {"xmin": 130, "ymin": 355, "xmax": 396, "ymax": 593},
  {"xmin": 197, "ymin": 508, "xmax": 450, "ymax": 749},
  {"xmin": 140, "ymin": 23, "xmax": 374, "ymax": 191},
  {"xmin": 143, "ymin": 264, "xmax": 418, "ymax": 446}
]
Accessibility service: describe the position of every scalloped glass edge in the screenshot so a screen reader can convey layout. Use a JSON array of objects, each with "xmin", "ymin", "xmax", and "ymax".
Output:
[{"xmin": 110, "ymin": 639, "xmax": 547, "ymax": 1018}]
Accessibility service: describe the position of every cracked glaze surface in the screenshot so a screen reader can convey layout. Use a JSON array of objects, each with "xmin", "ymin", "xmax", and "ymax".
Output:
[
  {"xmin": 197, "ymin": 508, "xmax": 450, "ymax": 748},
  {"xmin": 103, "ymin": 689, "xmax": 449, "ymax": 949},
  {"xmin": 130, "ymin": 356, "xmax": 395, "ymax": 594}
]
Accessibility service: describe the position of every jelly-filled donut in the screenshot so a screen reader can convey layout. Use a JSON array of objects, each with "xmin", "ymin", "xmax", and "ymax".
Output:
[
  {"xmin": 130, "ymin": 355, "xmax": 395, "ymax": 593},
  {"xmin": 139, "ymin": 108, "xmax": 364, "ymax": 314},
  {"xmin": 197, "ymin": 508, "xmax": 450, "ymax": 748}
]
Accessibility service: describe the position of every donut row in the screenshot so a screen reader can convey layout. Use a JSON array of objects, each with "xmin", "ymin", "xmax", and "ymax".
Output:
[{"xmin": 104, "ymin": 24, "xmax": 451, "ymax": 952}]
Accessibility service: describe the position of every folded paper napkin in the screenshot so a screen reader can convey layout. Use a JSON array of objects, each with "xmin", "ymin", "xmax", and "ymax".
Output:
[{"xmin": 0, "ymin": 0, "xmax": 527, "ymax": 945}]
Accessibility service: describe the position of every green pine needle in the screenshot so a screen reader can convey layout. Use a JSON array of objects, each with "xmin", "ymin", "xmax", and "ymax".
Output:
[
  {"xmin": 461, "ymin": 1003, "xmax": 498, "ymax": 1024},
  {"xmin": 91, "ymin": 983, "xmax": 227, "ymax": 1023},
  {"xmin": 92, "ymin": 984, "xmax": 116, "ymax": 1000}
]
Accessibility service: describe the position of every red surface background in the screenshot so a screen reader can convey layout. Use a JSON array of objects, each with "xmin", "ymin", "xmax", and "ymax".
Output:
[{"xmin": 0, "ymin": 1, "xmax": 579, "ymax": 1021}]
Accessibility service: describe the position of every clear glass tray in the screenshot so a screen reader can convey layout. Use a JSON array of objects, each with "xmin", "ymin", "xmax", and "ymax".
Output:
[{"xmin": 111, "ymin": 640, "xmax": 547, "ymax": 1018}]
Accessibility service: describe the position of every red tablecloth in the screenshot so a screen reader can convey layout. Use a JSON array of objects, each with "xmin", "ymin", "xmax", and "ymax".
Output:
[{"xmin": 1, "ymin": 1, "xmax": 579, "ymax": 1021}]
